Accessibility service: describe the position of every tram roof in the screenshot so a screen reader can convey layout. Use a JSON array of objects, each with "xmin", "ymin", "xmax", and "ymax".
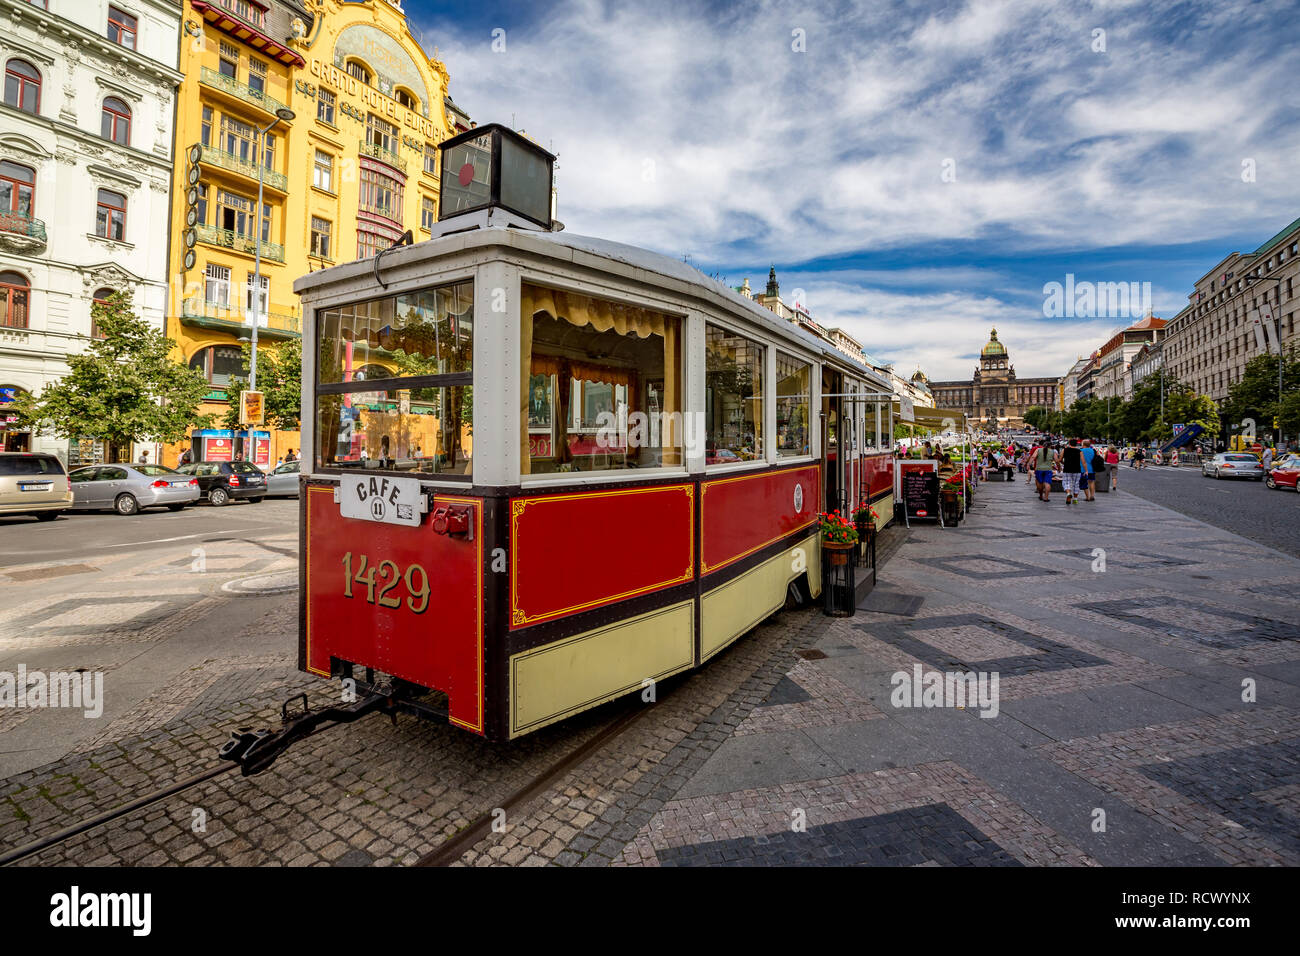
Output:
[{"xmin": 295, "ymin": 219, "xmax": 891, "ymax": 390}]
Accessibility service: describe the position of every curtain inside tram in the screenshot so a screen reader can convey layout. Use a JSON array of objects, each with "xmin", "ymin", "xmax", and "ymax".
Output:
[{"xmin": 520, "ymin": 284, "xmax": 681, "ymax": 475}]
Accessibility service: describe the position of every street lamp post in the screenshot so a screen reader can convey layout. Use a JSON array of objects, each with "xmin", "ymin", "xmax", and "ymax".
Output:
[
  {"xmin": 239, "ymin": 107, "xmax": 294, "ymax": 462},
  {"xmin": 249, "ymin": 108, "xmax": 295, "ymax": 395}
]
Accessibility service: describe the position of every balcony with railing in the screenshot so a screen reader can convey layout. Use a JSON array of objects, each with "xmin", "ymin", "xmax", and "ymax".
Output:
[
  {"xmin": 180, "ymin": 299, "xmax": 301, "ymax": 339},
  {"xmin": 0, "ymin": 210, "xmax": 47, "ymax": 252},
  {"xmin": 359, "ymin": 139, "xmax": 406, "ymax": 173},
  {"xmin": 200, "ymin": 67, "xmax": 288, "ymax": 116},
  {"xmin": 195, "ymin": 143, "xmax": 288, "ymax": 193},
  {"xmin": 195, "ymin": 224, "xmax": 285, "ymax": 263}
]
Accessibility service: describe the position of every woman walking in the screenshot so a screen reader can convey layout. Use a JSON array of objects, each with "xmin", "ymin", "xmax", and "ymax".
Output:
[{"xmin": 1105, "ymin": 445, "xmax": 1120, "ymax": 490}]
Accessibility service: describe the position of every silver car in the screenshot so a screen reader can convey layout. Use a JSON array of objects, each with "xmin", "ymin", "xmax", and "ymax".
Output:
[
  {"xmin": 70, "ymin": 463, "xmax": 201, "ymax": 515},
  {"xmin": 266, "ymin": 459, "xmax": 301, "ymax": 497},
  {"xmin": 1200, "ymin": 453, "xmax": 1265, "ymax": 481}
]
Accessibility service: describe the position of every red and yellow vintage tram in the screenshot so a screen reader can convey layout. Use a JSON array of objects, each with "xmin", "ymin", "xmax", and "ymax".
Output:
[{"xmin": 290, "ymin": 126, "xmax": 897, "ymax": 743}]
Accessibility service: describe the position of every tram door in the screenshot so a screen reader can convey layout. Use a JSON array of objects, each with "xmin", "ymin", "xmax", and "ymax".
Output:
[{"xmin": 821, "ymin": 369, "xmax": 844, "ymax": 514}]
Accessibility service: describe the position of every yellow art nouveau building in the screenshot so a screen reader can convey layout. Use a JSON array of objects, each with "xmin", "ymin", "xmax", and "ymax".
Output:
[{"xmin": 163, "ymin": 0, "xmax": 468, "ymax": 467}]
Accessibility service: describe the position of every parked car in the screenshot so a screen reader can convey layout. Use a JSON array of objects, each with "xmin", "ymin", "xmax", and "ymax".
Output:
[
  {"xmin": 1265, "ymin": 459, "xmax": 1300, "ymax": 492},
  {"xmin": 174, "ymin": 460, "xmax": 267, "ymax": 505},
  {"xmin": 265, "ymin": 459, "xmax": 301, "ymax": 498},
  {"xmin": 69, "ymin": 463, "xmax": 200, "ymax": 515},
  {"xmin": 1200, "ymin": 453, "xmax": 1265, "ymax": 480},
  {"xmin": 0, "ymin": 451, "xmax": 72, "ymax": 521}
]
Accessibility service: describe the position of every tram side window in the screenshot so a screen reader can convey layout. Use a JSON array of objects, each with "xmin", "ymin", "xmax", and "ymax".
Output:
[
  {"xmin": 705, "ymin": 324, "xmax": 764, "ymax": 465},
  {"xmin": 521, "ymin": 283, "xmax": 682, "ymax": 475},
  {"xmin": 315, "ymin": 279, "xmax": 473, "ymax": 477},
  {"xmin": 775, "ymin": 352, "xmax": 810, "ymax": 458}
]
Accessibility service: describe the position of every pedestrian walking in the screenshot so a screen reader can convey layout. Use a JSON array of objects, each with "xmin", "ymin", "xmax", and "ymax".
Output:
[
  {"xmin": 1134, "ymin": 445, "xmax": 1146, "ymax": 470},
  {"xmin": 1033, "ymin": 442, "xmax": 1054, "ymax": 501},
  {"xmin": 1080, "ymin": 438, "xmax": 1099, "ymax": 502},
  {"xmin": 178, "ymin": 447, "xmax": 192, "ymax": 467},
  {"xmin": 1105, "ymin": 445, "xmax": 1120, "ymax": 490},
  {"xmin": 1262, "ymin": 445, "xmax": 1274, "ymax": 471},
  {"xmin": 1061, "ymin": 438, "xmax": 1084, "ymax": 505}
]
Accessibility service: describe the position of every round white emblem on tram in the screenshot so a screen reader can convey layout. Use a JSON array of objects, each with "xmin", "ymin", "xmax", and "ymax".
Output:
[{"xmin": 793, "ymin": 484, "xmax": 804, "ymax": 513}]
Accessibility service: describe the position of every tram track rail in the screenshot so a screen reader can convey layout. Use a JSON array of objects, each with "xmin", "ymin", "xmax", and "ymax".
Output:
[{"xmin": 0, "ymin": 763, "xmax": 237, "ymax": 867}]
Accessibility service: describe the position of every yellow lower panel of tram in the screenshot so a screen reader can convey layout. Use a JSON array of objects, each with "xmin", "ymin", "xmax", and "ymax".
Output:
[
  {"xmin": 700, "ymin": 532, "xmax": 821, "ymax": 662},
  {"xmin": 508, "ymin": 600, "xmax": 695, "ymax": 738}
]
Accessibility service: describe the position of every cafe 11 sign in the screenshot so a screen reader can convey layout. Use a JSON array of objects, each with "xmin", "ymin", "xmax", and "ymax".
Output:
[{"xmin": 339, "ymin": 473, "xmax": 426, "ymax": 527}]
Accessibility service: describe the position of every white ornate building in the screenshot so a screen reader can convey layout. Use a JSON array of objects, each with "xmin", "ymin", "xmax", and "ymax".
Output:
[{"xmin": 0, "ymin": 0, "xmax": 181, "ymax": 459}]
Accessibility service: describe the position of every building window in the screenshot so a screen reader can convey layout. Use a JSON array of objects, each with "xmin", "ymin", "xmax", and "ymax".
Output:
[
  {"xmin": 705, "ymin": 324, "xmax": 764, "ymax": 463},
  {"xmin": 215, "ymin": 0, "xmax": 265, "ymax": 27},
  {"xmin": 204, "ymin": 264, "xmax": 230, "ymax": 306},
  {"xmin": 216, "ymin": 188, "xmax": 254, "ymax": 236},
  {"xmin": 201, "ymin": 106, "xmax": 213, "ymax": 146},
  {"xmin": 91, "ymin": 287, "xmax": 115, "ymax": 338},
  {"xmin": 247, "ymin": 57, "xmax": 267, "ymax": 96},
  {"xmin": 95, "ymin": 188, "xmax": 126, "ymax": 240},
  {"xmin": 0, "ymin": 270, "xmax": 29, "ymax": 329},
  {"xmin": 189, "ymin": 345, "xmax": 243, "ymax": 387},
  {"xmin": 310, "ymin": 217, "xmax": 331, "ymax": 259},
  {"xmin": 195, "ymin": 182, "xmax": 208, "ymax": 224},
  {"xmin": 245, "ymin": 272, "xmax": 268, "ymax": 317},
  {"xmin": 101, "ymin": 96, "xmax": 131, "ymax": 146},
  {"xmin": 262, "ymin": 131, "xmax": 275, "ymax": 171},
  {"xmin": 420, "ymin": 196, "xmax": 435, "ymax": 231},
  {"xmin": 365, "ymin": 113, "xmax": 398, "ymax": 153},
  {"xmin": 218, "ymin": 42, "xmax": 238, "ymax": 79},
  {"xmin": 107, "ymin": 6, "xmax": 137, "ymax": 49},
  {"xmin": 423, "ymin": 143, "xmax": 437, "ymax": 176},
  {"xmin": 316, "ymin": 88, "xmax": 335, "ymax": 125},
  {"xmin": 0, "ymin": 160, "xmax": 35, "ymax": 218},
  {"xmin": 312, "ymin": 150, "xmax": 333, "ymax": 192},
  {"xmin": 356, "ymin": 228, "xmax": 398, "ymax": 260},
  {"xmin": 4, "ymin": 59, "xmax": 40, "ymax": 113},
  {"xmin": 775, "ymin": 352, "xmax": 810, "ymax": 459},
  {"xmin": 346, "ymin": 60, "xmax": 371, "ymax": 86},
  {"xmin": 221, "ymin": 115, "xmax": 255, "ymax": 163},
  {"xmin": 395, "ymin": 88, "xmax": 417, "ymax": 111},
  {"xmin": 359, "ymin": 167, "xmax": 402, "ymax": 220}
]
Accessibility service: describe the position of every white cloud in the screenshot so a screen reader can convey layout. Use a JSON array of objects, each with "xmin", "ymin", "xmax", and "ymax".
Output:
[{"xmin": 420, "ymin": 0, "xmax": 1298, "ymax": 379}]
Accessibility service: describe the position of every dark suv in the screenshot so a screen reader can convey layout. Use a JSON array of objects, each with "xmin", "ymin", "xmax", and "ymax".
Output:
[{"xmin": 174, "ymin": 460, "xmax": 267, "ymax": 506}]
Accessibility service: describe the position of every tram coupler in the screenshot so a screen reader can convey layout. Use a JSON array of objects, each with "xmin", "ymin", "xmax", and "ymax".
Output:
[{"xmin": 218, "ymin": 690, "xmax": 392, "ymax": 777}]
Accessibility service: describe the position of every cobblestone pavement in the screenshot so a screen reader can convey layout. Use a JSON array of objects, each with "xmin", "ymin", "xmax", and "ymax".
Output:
[{"xmin": 1, "ymin": 481, "xmax": 1296, "ymax": 866}]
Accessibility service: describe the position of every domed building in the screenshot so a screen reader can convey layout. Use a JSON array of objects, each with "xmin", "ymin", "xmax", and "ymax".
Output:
[{"xmin": 928, "ymin": 329, "xmax": 1059, "ymax": 429}]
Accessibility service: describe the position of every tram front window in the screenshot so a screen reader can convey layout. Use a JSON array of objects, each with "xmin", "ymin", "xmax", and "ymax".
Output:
[
  {"xmin": 315, "ymin": 280, "xmax": 473, "ymax": 477},
  {"xmin": 522, "ymin": 283, "xmax": 682, "ymax": 476}
]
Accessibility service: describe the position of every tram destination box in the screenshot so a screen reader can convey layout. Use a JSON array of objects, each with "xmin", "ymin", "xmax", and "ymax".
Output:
[{"xmin": 336, "ymin": 474, "xmax": 427, "ymax": 527}]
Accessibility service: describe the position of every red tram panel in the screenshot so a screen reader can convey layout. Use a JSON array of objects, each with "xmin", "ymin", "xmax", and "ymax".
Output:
[
  {"xmin": 700, "ymin": 466, "xmax": 820, "ymax": 575},
  {"xmin": 304, "ymin": 487, "xmax": 484, "ymax": 734},
  {"xmin": 509, "ymin": 484, "xmax": 695, "ymax": 629}
]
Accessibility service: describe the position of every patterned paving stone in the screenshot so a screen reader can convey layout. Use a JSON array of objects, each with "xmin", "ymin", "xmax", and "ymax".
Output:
[{"xmin": 657, "ymin": 804, "xmax": 1021, "ymax": 867}]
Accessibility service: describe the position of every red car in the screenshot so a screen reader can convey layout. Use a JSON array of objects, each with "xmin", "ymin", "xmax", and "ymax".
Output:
[{"xmin": 1265, "ymin": 457, "xmax": 1300, "ymax": 491}]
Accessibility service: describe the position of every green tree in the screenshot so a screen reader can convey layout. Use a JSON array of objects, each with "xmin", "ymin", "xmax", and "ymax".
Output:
[
  {"xmin": 221, "ymin": 337, "xmax": 302, "ymax": 432},
  {"xmin": 1276, "ymin": 391, "xmax": 1300, "ymax": 439},
  {"xmin": 12, "ymin": 293, "xmax": 213, "ymax": 451},
  {"xmin": 1221, "ymin": 346, "xmax": 1300, "ymax": 436}
]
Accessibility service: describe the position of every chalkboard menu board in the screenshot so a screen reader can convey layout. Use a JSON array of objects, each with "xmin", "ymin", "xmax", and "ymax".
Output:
[{"xmin": 903, "ymin": 469, "xmax": 940, "ymax": 521}]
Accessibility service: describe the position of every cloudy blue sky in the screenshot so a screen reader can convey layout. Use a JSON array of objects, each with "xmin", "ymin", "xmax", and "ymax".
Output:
[{"xmin": 408, "ymin": 0, "xmax": 1300, "ymax": 381}]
